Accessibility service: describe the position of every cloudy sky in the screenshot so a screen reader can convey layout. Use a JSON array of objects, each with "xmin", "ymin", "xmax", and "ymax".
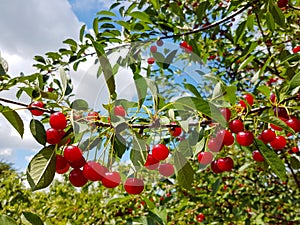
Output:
[{"xmin": 0, "ymin": 0, "xmax": 122, "ymax": 171}]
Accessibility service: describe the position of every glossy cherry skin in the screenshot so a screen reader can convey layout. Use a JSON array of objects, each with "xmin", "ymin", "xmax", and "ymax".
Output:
[
  {"xmin": 197, "ymin": 152, "xmax": 214, "ymax": 165},
  {"xmin": 156, "ymin": 39, "xmax": 163, "ymax": 46},
  {"xmin": 114, "ymin": 105, "xmax": 126, "ymax": 117},
  {"xmin": 152, "ymin": 144, "xmax": 169, "ymax": 161},
  {"xmin": 293, "ymin": 46, "xmax": 300, "ymax": 54},
  {"xmin": 69, "ymin": 168, "xmax": 88, "ymax": 187},
  {"xmin": 101, "ymin": 172, "xmax": 121, "ymax": 188},
  {"xmin": 150, "ymin": 45, "xmax": 157, "ymax": 53},
  {"xmin": 144, "ymin": 154, "xmax": 159, "ymax": 170},
  {"xmin": 147, "ymin": 57, "xmax": 155, "ymax": 64},
  {"xmin": 292, "ymin": 146, "xmax": 299, "ymax": 153},
  {"xmin": 49, "ymin": 112, "xmax": 67, "ymax": 130},
  {"xmin": 87, "ymin": 111, "xmax": 99, "ymax": 121},
  {"xmin": 236, "ymin": 131, "xmax": 254, "ymax": 146},
  {"xmin": 277, "ymin": 0, "xmax": 288, "ymax": 8},
  {"xmin": 220, "ymin": 108, "xmax": 231, "ymax": 122},
  {"xmin": 217, "ymin": 157, "xmax": 234, "ymax": 171},
  {"xmin": 29, "ymin": 101, "xmax": 44, "ymax": 116},
  {"xmin": 83, "ymin": 161, "xmax": 107, "ymax": 181},
  {"xmin": 229, "ymin": 119, "xmax": 244, "ymax": 133},
  {"xmin": 270, "ymin": 136, "xmax": 286, "ymax": 150},
  {"xmin": 69, "ymin": 156, "xmax": 86, "ymax": 169},
  {"xmin": 55, "ymin": 155, "xmax": 70, "ymax": 174},
  {"xmin": 169, "ymin": 123, "xmax": 182, "ymax": 137},
  {"xmin": 196, "ymin": 213, "xmax": 205, "ymax": 222},
  {"xmin": 63, "ymin": 145, "xmax": 83, "ymax": 163},
  {"xmin": 216, "ymin": 129, "xmax": 234, "ymax": 146},
  {"xmin": 260, "ymin": 129, "xmax": 276, "ymax": 143},
  {"xmin": 285, "ymin": 118, "xmax": 300, "ymax": 132},
  {"xmin": 273, "ymin": 107, "xmax": 288, "ymax": 119},
  {"xmin": 252, "ymin": 150, "xmax": 265, "ymax": 162},
  {"xmin": 46, "ymin": 128, "xmax": 62, "ymax": 145},
  {"xmin": 124, "ymin": 178, "xmax": 144, "ymax": 194},
  {"xmin": 158, "ymin": 163, "xmax": 175, "ymax": 177},
  {"xmin": 240, "ymin": 94, "xmax": 254, "ymax": 108},
  {"xmin": 211, "ymin": 160, "xmax": 222, "ymax": 173}
]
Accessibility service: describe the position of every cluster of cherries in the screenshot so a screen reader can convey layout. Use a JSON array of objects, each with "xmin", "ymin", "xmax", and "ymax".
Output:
[{"xmin": 197, "ymin": 93, "xmax": 299, "ymax": 173}]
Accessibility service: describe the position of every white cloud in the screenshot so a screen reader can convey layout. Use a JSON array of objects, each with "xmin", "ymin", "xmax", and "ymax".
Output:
[{"xmin": 71, "ymin": 0, "xmax": 111, "ymax": 12}]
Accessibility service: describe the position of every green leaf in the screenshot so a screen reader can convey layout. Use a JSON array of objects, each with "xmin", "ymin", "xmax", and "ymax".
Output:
[
  {"xmin": 184, "ymin": 83, "xmax": 202, "ymax": 98},
  {"xmin": 224, "ymin": 86, "xmax": 237, "ymax": 105},
  {"xmin": 163, "ymin": 50, "xmax": 177, "ymax": 69},
  {"xmin": 258, "ymin": 116, "xmax": 295, "ymax": 134},
  {"xmin": 26, "ymin": 146, "xmax": 56, "ymax": 191},
  {"xmin": 288, "ymin": 72, "xmax": 300, "ymax": 91},
  {"xmin": 21, "ymin": 212, "xmax": 44, "ymax": 225},
  {"xmin": 2, "ymin": 108, "xmax": 24, "ymax": 138},
  {"xmin": 92, "ymin": 41, "xmax": 116, "ymax": 100},
  {"xmin": 173, "ymin": 97, "xmax": 226, "ymax": 127},
  {"xmin": 112, "ymin": 134, "xmax": 127, "ymax": 159},
  {"xmin": 196, "ymin": 2, "xmax": 209, "ymax": 23},
  {"xmin": 270, "ymin": 3, "xmax": 286, "ymax": 28},
  {"xmin": 146, "ymin": 78, "xmax": 159, "ymax": 111},
  {"xmin": 173, "ymin": 151, "xmax": 194, "ymax": 190},
  {"xmin": 106, "ymin": 195, "xmax": 132, "ymax": 206},
  {"xmin": 30, "ymin": 119, "xmax": 46, "ymax": 145},
  {"xmin": 97, "ymin": 10, "xmax": 116, "ymax": 17},
  {"xmin": 134, "ymin": 74, "xmax": 148, "ymax": 109},
  {"xmin": 238, "ymin": 55, "xmax": 255, "ymax": 71},
  {"xmin": 79, "ymin": 24, "xmax": 86, "ymax": 42},
  {"xmin": 59, "ymin": 67, "xmax": 68, "ymax": 98},
  {"xmin": 212, "ymin": 178, "xmax": 221, "ymax": 196},
  {"xmin": 93, "ymin": 18, "xmax": 99, "ymax": 35},
  {"xmin": 130, "ymin": 133, "xmax": 147, "ymax": 169},
  {"xmin": 234, "ymin": 21, "xmax": 247, "ymax": 44},
  {"xmin": 177, "ymin": 129, "xmax": 199, "ymax": 157},
  {"xmin": 71, "ymin": 99, "xmax": 89, "ymax": 110},
  {"xmin": 129, "ymin": 11, "xmax": 152, "ymax": 23},
  {"xmin": 266, "ymin": 11, "xmax": 275, "ymax": 31},
  {"xmin": 150, "ymin": 0, "xmax": 160, "ymax": 10},
  {"xmin": 290, "ymin": 156, "xmax": 300, "ymax": 170},
  {"xmin": 0, "ymin": 215, "xmax": 18, "ymax": 225},
  {"xmin": 255, "ymin": 139, "xmax": 287, "ymax": 181},
  {"xmin": 257, "ymin": 85, "xmax": 271, "ymax": 98}
]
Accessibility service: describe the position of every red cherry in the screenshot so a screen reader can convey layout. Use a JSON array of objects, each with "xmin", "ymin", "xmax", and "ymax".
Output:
[
  {"xmin": 293, "ymin": 46, "xmax": 300, "ymax": 54},
  {"xmin": 158, "ymin": 163, "xmax": 175, "ymax": 177},
  {"xmin": 114, "ymin": 105, "xmax": 126, "ymax": 117},
  {"xmin": 292, "ymin": 146, "xmax": 299, "ymax": 153},
  {"xmin": 216, "ymin": 129, "xmax": 234, "ymax": 146},
  {"xmin": 56, "ymin": 155, "xmax": 70, "ymax": 174},
  {"xmin": 217, "ymin": 157, "xmax": 234, "ymax": 171},
  {"xmin": 150, "ymin": 45, "xmax": 157, "ymax": 53},
  {"xmin": 69, "ymin": 156, "xmax": 86, "ymax": 169},
  {"xmin": 236, "ymin": 131, "xmax": 254, "ymax": 146},
  {"xmin": 207, "ymin": 137, "xmax": 223, "ymax": 152},
  {"xmin": 252, "ymin": 150, "xmax": 265, "ymax": 162},
  {"xmin": 196, "ymin": 213, "xmax": 205, "ymax": 222},
  {"xmin": 260, "ymin": 129, "xmax": 276, "ymax": 143},
  {"xmin": 48, "ymin": 87, "xmax": 54, "ymax": 92},
  {"xmin": 49, "ymin": 112, "xmax": 67, "ymax": 130},
  {"xmin": 179, "ymin": 41, "xmax": 193, "ymax": 53},
  {"xmin": 46, "ymin": 128, "xmax": 62, "ymax": 145},
  {"xmin": 220, "ymin": 108, "xmax": 231, "ymax": 122},
  {"xmin": 273, "ymin": 107, "xmax": 288, "ymax": 119},
  {"xmin": 29, "ymin": 101, "xmax": 44, "ymax": 116},
  {"xmin": 285, "ymin": 118, "xmax": 300, "ymax": 132},
  {"xmin": 124, "ymin": 178, "xmax": 144, "ymax": 194},
  {"xmin": 101, "ymin": 172, "xmax": 121, "ymax": 188},
  {"xmin": 197, "ymin": 152, "xmax": 214, "ymax": 165},
  {"xmin": 64, "ymin": 145, "xmax": 83, "ymax": 163},
  {"xmin": 156, "ymin": 39, "xmax": 163, "ymax": 46},
  {"xmin": 69, "ymin": 168, "xmax": 88, "ymax": 187},
  {"xmin": 87, "ymin": 111, "xmax": 99, "ymax": 121},
  {"xmin": 270, "ymin": 93, "xmax": 276, "ymax": 103},
  {"xmin": 229, "ymin": 119, "xmax": 244, "ymax": 133},
  {"xmin": 211, "ymin": 160, "xmax": 222, "ymax": 173},
  {"xmin": 208, "ymin": 55, "xmax": 216, "ymax": 60},
  {"xmin": 147, "ymin": 57, "xmax": 155, "ymax": 64},
  {"xmin": 83, "ymin": 161, "xmax": 107, "ymax": 181},
  {"xmin": 169, "ymin": 122, "xmax": 182, "ymax": 137},
  {"xmin": 144, "ymin": 154, "xmax": 159, "ymax": 170},
  {"xmin": 240, "ymin": 94, "xmax": 254, "ymax": 108},
  {"xmin": 270, "ymin": 136, "xmax": 286, "ymax": 150},
  {"xmin": 152, "ymin": 144, "xmax": 169, "ymax": 161}
]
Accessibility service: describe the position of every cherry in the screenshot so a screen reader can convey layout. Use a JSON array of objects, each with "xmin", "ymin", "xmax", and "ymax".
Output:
[
  {"xmin": 158, "ymin": 163, "xmax": 175, "ymax": 177},
  {"xmin": 46, "ymin": 128, "xmax": 62, "ymax": 145},
  {"xmin": 285, "ymin": 118, "xmax": 300, "ymax": 132},
  {"xmin": 83, "ymin": 161, "xmax": 107, "ymax": 181},
  {"xmin": 273, "ymin": 107, "xmax": 288, "ymax": 119},
  {"xmin": 49, "ymin": 112, "xmax": 67, "ymax": 130},
  {"xmin": 179, "ymin": 41, "xmax": 193, "ymax": 53},
  {"xmin": 240, "ymin": 93, "xmax": 254, "ymax": 108},
  {"xmin": 208, "ymin": 55, "xmax": 216, "ymax": 60},
  {"xmin": 270, "ymin": 93, "xmax": 276, "ymax": 103},
  {"xmin": 87, "ymin": 111, "xmax": 99, "ymax": 121},
  {"xmin": 69, "ymin": 156, "xmax": 86, "ymax": 168},
  {"xmin": 56, "ymin": 155, "xmax": 69, "ymax": 174},
  {"xmin": 152, "ymin": 144, "xmax": 169, "ymax": 161},
  {"xmin": 277, "ymin": 0, "xmax": 288, "ymax": 8},
  {"xmin": 236, "ymin": 131, "xmax": 254, "ymax": 146},
  {"xmin": 147, "ymin": 57, "xmax": 155, "ymax": 64},
  {"xmin": 29, "ymin": 101, "xmax": 44, "ymax": 116},
  {"xmin": 270, "ymin": 136, "xmax": 286, "ymax": 150},
  {"xmin": 144, "ymin": 154, "xmax": 159, "ymax": 170},
  {"xmin": 220, "ymin": 108, "xmax": 231, "ymax": 122},
  {"xmin": 169, "ymin": 122, "xmax": 182, "ymax": 137},
  {"xmin": 114, "ymin": 105, "xmax": 126, "ymax": 117},
  {"xmin": 217, "ymin": 157, "xmax": 234, "ymax": 171},
  {"xmin": 156, "ymin": 39, "xmax": 163, "ymax": 46},
  {"xmin": 124, "ymin": 178, "xmax": 144, "ymax": 194},
  {"xmin": 293, "ymin": 46, "xmax": 300, "ymax": 54},
  {"xmin": 216, "ymin": 129, "xmax": 234, "ymax": 146},
  {"xmin": 252, "ymin": 150, "xmax": 265, "ymax": 162},
  {"xmin": 101, "ymin": 172, "xmax": 121, "ymax": 188},
  {"xmin": 211, "ymin": 160, "xmax": 222, "ymax": 173},
  {"xmin": 292, "ymin": 146, "xmax": 299, "ymax": 153},
  {"xmin": 197, "ymin": 151, "xmax": 214, "ymax": 165},
  {"xmin": 150, "ymin": 45, "xmax": 157, "ymax": 53},
  {"xmin": 207, "ymin": 137, "xmax": 223, "ymax": 152},
  {"xmin": 229, "ymin": 119, "xmax": 244, "ymax": 133},
  {"xmin": 260, "ymin": 129, "xmax": 276, "ymax": 143},
  {"xmin": 196, "ymin": 213, "xmax": 205, "ymax": 222},
  {"xmin": 69, "ymin": 168, "xmax": 88, "ymax": 187},
  {"xmin": 63, "ymin": 145, "xmax": 83, "ymax": 163}
]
